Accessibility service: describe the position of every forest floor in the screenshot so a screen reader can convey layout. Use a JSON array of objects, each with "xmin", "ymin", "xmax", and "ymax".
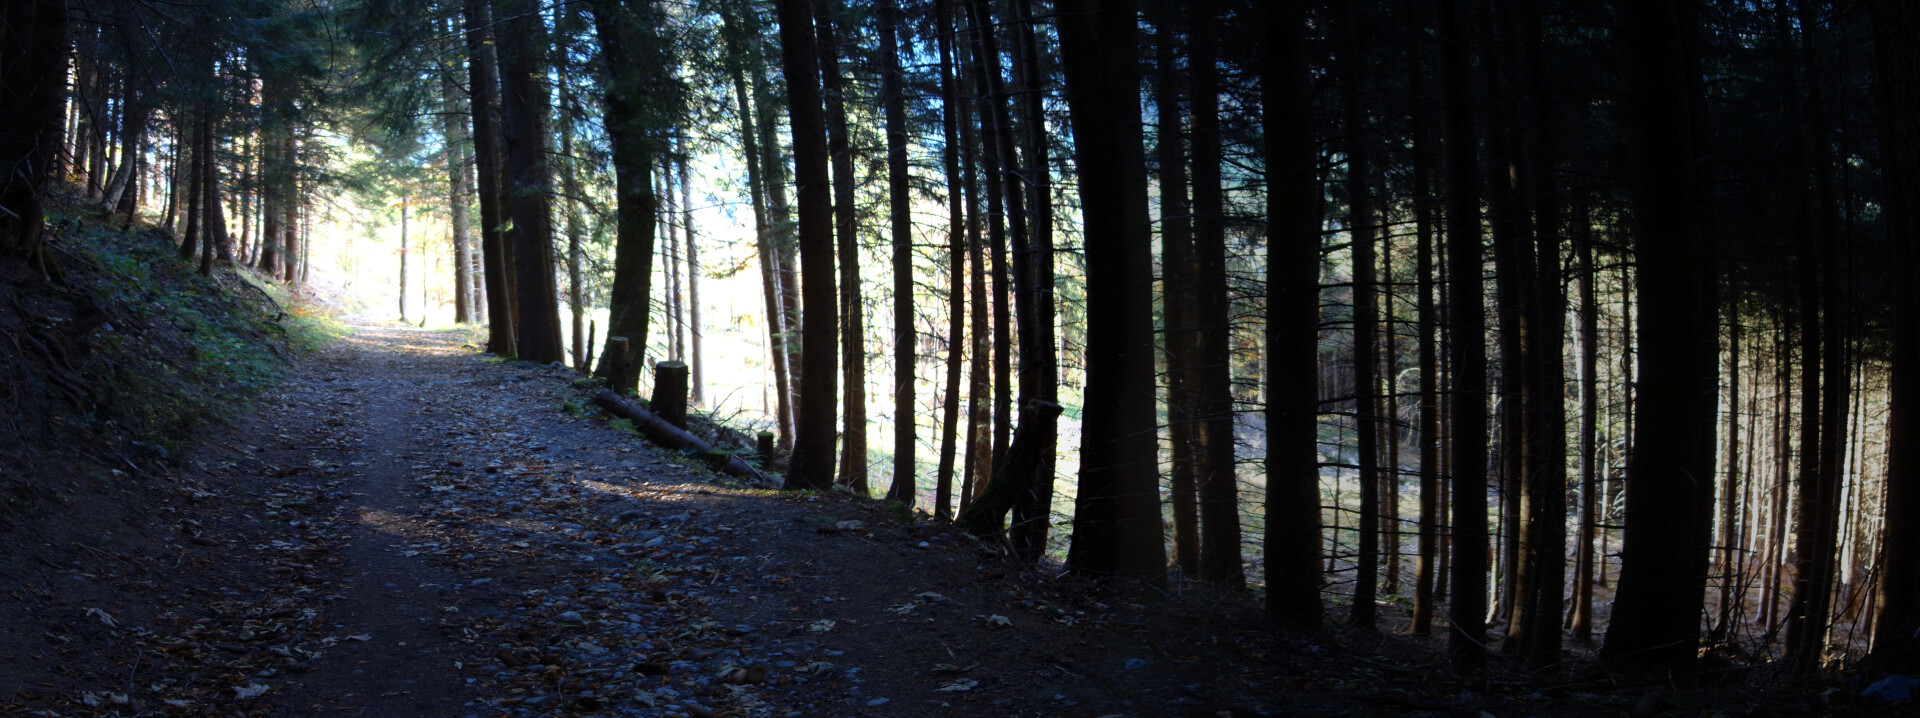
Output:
[{"xmin": 0, "ymin": 314, "xmax": 1885, "ymax": 717}]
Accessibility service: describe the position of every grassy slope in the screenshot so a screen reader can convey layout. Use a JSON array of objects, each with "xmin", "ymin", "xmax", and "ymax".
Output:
[{"xmin": 0, "ymin": 192, "xmax": 340, "ymax": 535}]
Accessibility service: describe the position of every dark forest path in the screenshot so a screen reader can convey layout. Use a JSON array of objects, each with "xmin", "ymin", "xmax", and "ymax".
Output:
[{"xmin": 3, "ymin": 319, "xmax": 1345, "ymax": 717}]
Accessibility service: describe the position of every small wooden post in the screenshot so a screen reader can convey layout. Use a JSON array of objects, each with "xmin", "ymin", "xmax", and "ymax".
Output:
[
  {"xmin": 653, "ymin": 360, "xmax": 689, "ymax": 428},
  {"xmin": 757, "ymin": 431, "xmax": 776, "ymax": 465},
  {"xmin": 607, "ymin": 337, "xmax": 632, "ymax": 395}
]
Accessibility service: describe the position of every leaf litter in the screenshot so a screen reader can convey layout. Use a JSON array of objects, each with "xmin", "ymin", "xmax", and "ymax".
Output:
[{"xmin": 1, "ymin": 320, "xmax": 1608, "ymax": 718}]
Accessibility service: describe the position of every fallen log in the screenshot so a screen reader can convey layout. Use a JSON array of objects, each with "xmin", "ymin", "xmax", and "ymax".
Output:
[{"xmin": 590, "ymin": 389, "xmax": 776, "ymax": 486}]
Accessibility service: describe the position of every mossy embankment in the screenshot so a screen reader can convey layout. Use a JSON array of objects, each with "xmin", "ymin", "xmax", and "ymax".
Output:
[{"xmin": 0, "ymin": 194, "xmax": 341, "ymax": 530}]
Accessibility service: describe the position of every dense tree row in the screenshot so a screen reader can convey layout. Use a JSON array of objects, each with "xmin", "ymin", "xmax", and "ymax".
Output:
[{"xmin": 5, "ymin": 0, "xmax": 1918, "ymax": 675}]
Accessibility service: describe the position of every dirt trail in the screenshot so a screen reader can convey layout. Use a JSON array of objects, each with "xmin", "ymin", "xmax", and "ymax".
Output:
[
  {"xmin": 6, "ymin": 319, "xmax": 1343, "ymax": 717},
  {"xmin": 260, "ymin": 322, "xmax": 1294, "ymax": 717}
]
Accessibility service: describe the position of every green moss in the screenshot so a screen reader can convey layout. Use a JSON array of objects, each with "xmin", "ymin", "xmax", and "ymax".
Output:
[{"xmin": 55, "ymin": 221, "xmax": 342, "ymax": 464}]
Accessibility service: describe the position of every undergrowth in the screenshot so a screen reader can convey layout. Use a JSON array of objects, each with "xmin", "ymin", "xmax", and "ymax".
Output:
[
  {"xmin": 69, "ymin": 215, "xmax": 339, "ymax": 459},
  {"xmin": 2, "ymin": 198, "xmax": 341, "ymax": 501}
]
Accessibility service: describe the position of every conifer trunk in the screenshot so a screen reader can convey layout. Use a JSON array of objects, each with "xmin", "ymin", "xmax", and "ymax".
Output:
[
  {"xmin": 1263, "ymin": 0, "xmax": 1324, "ymax": 629},
  {"xmin": 721, "ymin": 0, "xmax": 794, "ymax": 448},
  {"xmin": 1439, "ymin": 0, "xmax": 1490, "ymax": 668},
  {"xmin": 880, "ymin": 0, "xmax": 917, "ymax": 505},
  {"xmin": 399, "ymin": 198, "xmax": 411, "ymax": 322},
  {"xmin": 1601, "ymin": 0, "xmax": 1718, "ymax": 670},
  {"xmin": 931, "ymin": 0, "xmax": 968, "ymax": 520},
  {"xmin": 496, "ymin": 0, "xmax": 565, "ymax": 364},
  {"xmin": 1341, "ymin": 0, "xmax": 1381, "ymax": 627},
  {"xmin": 1186, "ymin": 0, "xmax": 1239, "ymax": 588},
  {"xmin": 442, "ymin": 57, "xmax": 474, "ymax": 325},
  {"xmin": 1007, "ymin": 0, "xmax": 1058, "ymax": 563},
  {"xmin": 774, "ymin": 0, "xmax": 842, "ymax": 492},
  {"xmin": 1153, "ymin": 7, "xmax": 1200, "ymax": 579},
  {"xmin": 1059, "ymin": 0, "xmax": 1167, "ymax": 582},
  {"xmin": 1570, "ymin": 201, "xmax": 1600, "ymax": 640},
  {"xmin": 680, "ymin": 142, "xmax": 702, "ymax": 404},
  {"xmin": 814, "ymin": 0, "xmax": 867, "ymax": 495},
  {"xmin": 1869, "ymin": 0, "xmax": 1920, "ymax": 665},
  {"xmin": 1408, "ymin": 1, "xmax": 1441, "ymax": 632},
  {"xmin": 466, "ymin": 0, "xmax": 517, "ymax": 355}
]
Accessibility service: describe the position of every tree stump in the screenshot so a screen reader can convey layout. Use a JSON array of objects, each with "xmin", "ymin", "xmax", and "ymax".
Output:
[
  {"xmin": 653, "ymin": 360, "xmax": 689, "ymax": 428},
  {"xmin": 606, "ymin": 337, "xmax": 633, "ymax": 396},
  {"xmin": 757, "ymin": 431, "xmax": 776, "ymax": 465}
]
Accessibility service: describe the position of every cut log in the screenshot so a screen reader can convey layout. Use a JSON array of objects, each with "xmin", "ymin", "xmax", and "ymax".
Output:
[
  {"xmin": 591, "ymin": 389, "xmax": 775, "ymax": 485},
  {"xmin": 653, "ymin": 360, "xmax": 689, "ymax": 428}
]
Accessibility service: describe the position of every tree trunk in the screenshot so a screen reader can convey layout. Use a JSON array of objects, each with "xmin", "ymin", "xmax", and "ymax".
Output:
[
  {"xmin": 180, "ymin": 119, "xmax": 204, "ymax": 262},
  {"xmin": 1600, "ymin": 0, "xmax": 1718, "ymax": 671},
  {"xmin": 199, "ymin": 114, "xmax": 222, "ymax": 275},
  {"xmin": 774, "ymin": 0, "xmax": 842, "ymax": 492},
  {"xmin": 1570, "ymin": 199, "xmax": 1600, "ymax": 640},
  {"xmin": 400, "ymin": 198, "xmax": 411, "ymax": 322},
  {"xmin": 1409, "ymin": 0, "xmax": 1441, "ymax": 633},
  {"xmin": 813, "ymin": 0, "xmax": 867, "ymax": 495},
  {"xmin": 163, "ymin": 136, "xmax": 181, "ymax": 234},
  {"xmin": 1516, "ymin": 0, "xmax": 1565, "ymax": 668},
  {"xmin": 281, "ymin": 133, "xmax": 300, "ymax": 283},
  {"xmin": 108, "ymin": 95, "xmax": 150, "ymax": 220},
  {"xmin": 1006, "ymin": 0, "xmax": 1059, "ymax": 563},
  {"xmin": 880, "ymin": 0, "xmax": 917, "ymax": 505},
  {"xmin": 1869, "ymin": 0, "xmax": 1920, "ymax": 666},
  {"xmin": 1186, "ymin": 0, "xmax": 1240, "ymax": 588},
  {"xmin": 237, "ymin": 135, "xmax": 252, "ymax": 265},
  {"xmin": 443, "ymin": 55, "xmax": 475, "ymax": 325},
  {"xmin": 930, "ymin": 0, "xmax": 967, "ymax": 520},
  {"xmin": 198, "ymin": 116, "xmax": 217, "ymax": 275},
  {"xmin": 1439, "ymin": 0, "xmax": 1490, "ymax": 669},
  {"xmin": 1059, "ymin": 0, "xmax": 1167, "ymax": 583},
  {"xmin": 720, "ymin": 0, "xmax": 794, "ymax": 449},
  {"xmin": 1153, "ymin": 6, "xmax": 1200, "ymax": 579},
  {"xmin": 589, "ymin": 0, "xmax": 668, "ymax": 393},
  {"xmin": 1262, "ymin": 0, "xmax": 1324, "ymax": 630},
  {"xmin": 466, "ymin": 0, "xmax": 517, "ymax": 355},
  {"xmin": 958, "ymin": 27, "xmax": 991, "ymax": 514},
  {"xmin": 662, "ymin": 157, "xmax": 682, "ymax": 362},
  {"xmin": 256, "ymin": 124, "xmax": 280, "ymax": 275},
  {"xmin": 560, "ymin": 44, "xmax": 587, "ymax": 370},
  {"xmin": 497, "ymin": 0, "xmax": 564, "ymax": 364},
  {"xmin": 959, "ymin": 0, "xmax": 1013, "ymax": 485},
  {"xmin": 1717, "ymin": 301, "xmax": 1743, "ymax": 635},
  {"xmin": 1798, "ymin": 0, "xmax": 1849, "ymax": 671},
  {"xmin": 752, "ymin": 35, "xmax": 804, "ymax": 423},
  {"xmin": 680, "ymin": 142, "xmax": 702, "ymax": 403},
  {"xmin": 1341, "ymin": 0, "xmax": 1381, "ymax": 628}
]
